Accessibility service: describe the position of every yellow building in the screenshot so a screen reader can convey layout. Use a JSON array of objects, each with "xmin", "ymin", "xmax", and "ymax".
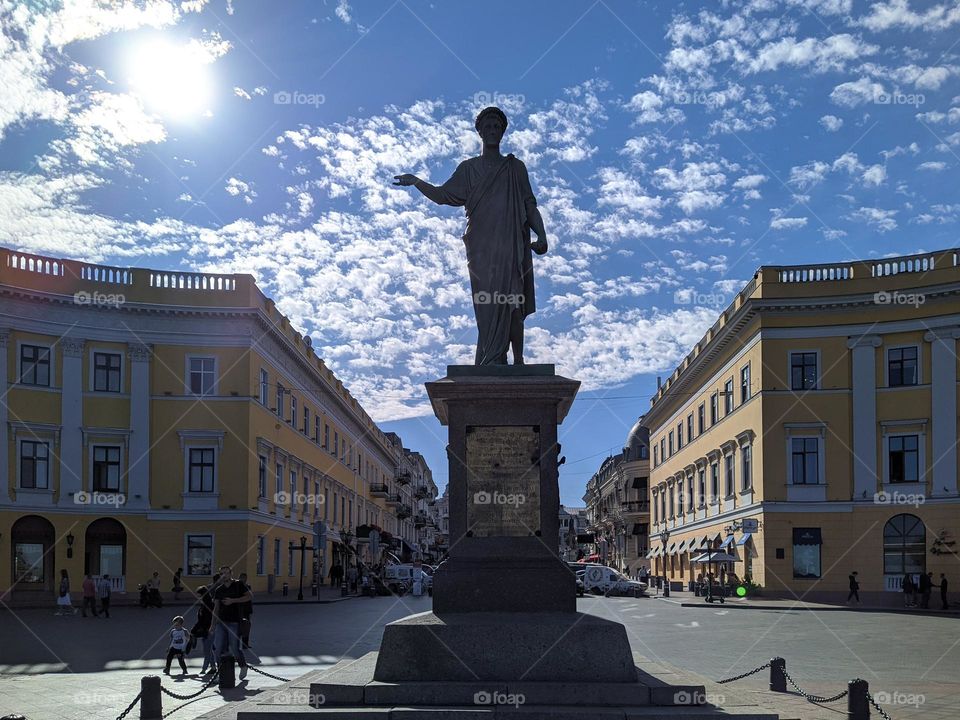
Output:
[
  {"xmin": 646, "ymin": 248, "xmax": 960, "ymax": 605},
  {"xmin": 0, "ymin": 247, "xmax": 431, "ymax": 601}
]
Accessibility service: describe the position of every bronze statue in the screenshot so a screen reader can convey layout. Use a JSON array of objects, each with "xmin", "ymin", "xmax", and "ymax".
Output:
[{"xmin": 393, "ymin": 107, "xmax": 548, "ymax": 365}]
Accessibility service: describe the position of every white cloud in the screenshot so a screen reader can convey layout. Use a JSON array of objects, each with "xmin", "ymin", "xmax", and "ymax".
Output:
[
  {"xmin": 747, "ymin": 34, "xmax": 877, "ymax": 74},
  {"xmin": 335, "ymin": 0, "xmax": 352, "ymax": 24},
  {"xmin": 849, "ymin": 206, "xmax": 898, "ymax": 232},
  {"xmin": 918, "ymin": 161, "xmax": 947, "ymax": 171},
  {"xmin": 819, "ymin": 114, "xmax": 844, "ymax": 131},
  {"xmin": 859, "ymin": 0, "xmax": 960, "ymax": 32},
  {"xmin": 830, "ymin": 77, "xmax": 886, "ymax": 107},
  {"xmin": 770, "ymin": 216, "xmax": 808, "ymax": 230}
]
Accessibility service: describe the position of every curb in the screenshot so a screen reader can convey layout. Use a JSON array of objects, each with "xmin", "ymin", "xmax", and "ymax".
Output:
[{"xmin": 0, "ymin": 594, "xmax": 361, "ymax": 611}]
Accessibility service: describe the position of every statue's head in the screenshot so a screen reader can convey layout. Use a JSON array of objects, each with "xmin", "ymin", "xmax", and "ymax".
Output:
[{"xmin": 475, "ymin": 106, "xmax": 507, "ymax": 144}]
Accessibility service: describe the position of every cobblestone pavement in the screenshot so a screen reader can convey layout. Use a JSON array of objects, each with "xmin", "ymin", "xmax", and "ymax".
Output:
[{"xmin": 1, "ymin": 594, "xmax": 956, "ymax": 719}]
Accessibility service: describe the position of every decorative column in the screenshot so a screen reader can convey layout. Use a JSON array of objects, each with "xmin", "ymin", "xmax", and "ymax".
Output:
[
  {"xmin": 126, "ymin": 343, "xmax": 152, "ymax": 509},
  {"xmin": 847, "ymin": 335, "xmax": 882, "ymax": 501},
  {"xmin": 58, "ymin": 338, "xmax": 85, "ymax": 506},
  {"xmin": 0, "ymin": 330, "xmax": 8, "ymax": 506},
  {"xmin": 924, "ymin": 329, "xmax": 959, "ymax": 497}
]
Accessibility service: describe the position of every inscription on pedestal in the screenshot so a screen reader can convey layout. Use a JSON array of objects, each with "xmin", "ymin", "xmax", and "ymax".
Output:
[{"xmin": 465, "ymin": 425, "xmax": 541, "ymax": 537}]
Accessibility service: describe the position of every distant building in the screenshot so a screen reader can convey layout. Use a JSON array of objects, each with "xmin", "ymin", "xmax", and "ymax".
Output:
[
  {"xmin": 583, "ymin": 418, "xmax": 650, "ymax": 575},
  {"xmin": 646, "ymin": 248, "xmax": 960, "ymax": 604},
  {"xmin": 558, "ymin": 505, "xmax": 588, "ymax": 560}
]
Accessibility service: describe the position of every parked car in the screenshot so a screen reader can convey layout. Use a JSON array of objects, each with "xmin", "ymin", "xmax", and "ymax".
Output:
[{"xmin": 581, "ymin": 565, "xmax": 646, "ymax": 597}]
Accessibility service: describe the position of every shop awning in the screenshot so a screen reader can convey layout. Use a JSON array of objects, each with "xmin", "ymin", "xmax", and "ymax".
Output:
[
  {"xmin": 719, "ymin": 535, "xmax": 735, "ymax": 549},
  {"xmin": 645, "ymin": 548, "xmax": 657, "ymax": 559},
  {"xmin": 676, "ymin": 539, "xmax": 688, "ymax": 553},
  {"xmin": 736, "ymin": 533, "xmax": 752, "ymax": 546},
  {"xmin": 691, "ymin": 551, "xmax": 738, "ymax": 564},
  {"xmin": 666, "ymin": 541, "xmax": 677, "ymax": 554}
]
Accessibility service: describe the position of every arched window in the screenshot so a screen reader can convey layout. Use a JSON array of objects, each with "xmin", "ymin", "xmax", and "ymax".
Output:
[{"xmin": 883, "ymin": 514, "xmax": 926, "ymax": 576}]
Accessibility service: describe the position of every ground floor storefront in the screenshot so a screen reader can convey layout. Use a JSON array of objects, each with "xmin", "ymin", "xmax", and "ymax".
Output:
[{"xmin": 648, "ymin": 500, "xmax": 960, "ymax": 605}]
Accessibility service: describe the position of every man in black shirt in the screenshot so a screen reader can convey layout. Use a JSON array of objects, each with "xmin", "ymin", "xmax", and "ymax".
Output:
[{"xmin": 213, "ymin": 565, "xmax": 252, "ymax": 678}]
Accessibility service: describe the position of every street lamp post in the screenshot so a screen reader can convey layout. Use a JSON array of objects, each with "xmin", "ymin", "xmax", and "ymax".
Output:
[
  {"xmin": 659, "ymin": 528, "xmax": 671, "ymax": 598},
  {"xmin": 289, "ymin": 536, "xmax": 307, "ymax": 601}
]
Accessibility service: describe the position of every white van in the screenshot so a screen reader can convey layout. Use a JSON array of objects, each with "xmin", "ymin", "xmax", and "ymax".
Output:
[
  {"xmin": 382, "ymin": 564, "xmax": 433, "ymax": 595},
  {"xmin": 580, "ymin": 565, "xmax": 646, "ymax": 597}
]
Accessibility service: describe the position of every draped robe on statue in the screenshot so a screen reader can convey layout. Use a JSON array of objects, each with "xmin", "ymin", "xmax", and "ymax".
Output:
[{"xmin": 427, "ymin": 154, "xmax": 538, "ymax": 365}]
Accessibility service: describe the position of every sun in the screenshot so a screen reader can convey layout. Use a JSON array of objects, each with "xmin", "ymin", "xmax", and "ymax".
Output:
[{"xmin": 126, "ymin": 37, "xmax": 214, "ymax": 118}]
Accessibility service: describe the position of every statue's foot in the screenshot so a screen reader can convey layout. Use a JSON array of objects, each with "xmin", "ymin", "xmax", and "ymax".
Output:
[{"xmin": 513, "ymin": 356, "xmax": 525, "ymax": 365}]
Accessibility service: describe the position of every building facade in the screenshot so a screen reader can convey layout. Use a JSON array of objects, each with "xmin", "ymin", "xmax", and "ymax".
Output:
[
  {"xmin": 646, "ymin": 248, "xmax": 960, "ymax": 604},
  {"xmin": 583, "ymin": 418, "xmax": 650, "ymax": 575},
  {"xmin": 1, "ymin": 248, "xmax": 432, "ymax": 600}
]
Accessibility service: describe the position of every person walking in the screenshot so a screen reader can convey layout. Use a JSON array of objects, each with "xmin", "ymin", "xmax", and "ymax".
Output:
[
  {"xmin": 919, "ymin": 571, "xmax": 932, "ymax": 609},
  {"xmin": 81, "ymin": 574, "xmax": 98, "ymax": 618},
  {"xmin": 329, "ymin": 562, "xmax": 343, "ymax": 589},
  {"xmin": 98, "ymin": 574, "xmax": 112, "ymax": 617},
  {"xmin": 213, "ymin": 565, "xmax": 250, "ymax": 680},
  {"xmin": 163, "ymin": 615, "xmax": 191, "ymax": 675},
  {"xmin": 192, "ymin": 585, "xmax": 217, "ymax": 675},
  {"xmin": 902, "ymin": 573, "xmax": 914, "ymax": 608},
  {"xmin": 238, "ymin": 572, "xmax": 253, "ymax": 649},
  {"xmin": 346, "ymin": 564, "xmax": 358, "ymax": 594},
  {"xmin": 55, "ymin": 569, "xmax": 76, "ymax": 616},
  {"xmin": 847, "ymin": 571, "xmax": 860, "ymax": 605},
  {"xmin": 940, "ymin": 573, "xmax": 949, "ymax": 610},
  {"xmin": 172, "ymin": 568, "xmax": 184, "ymax": 599}
]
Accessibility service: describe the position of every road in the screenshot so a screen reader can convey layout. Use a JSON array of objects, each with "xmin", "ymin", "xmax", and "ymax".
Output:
[{"xmin": 0, "ymin": 594, "xmax": 956, "ymax": 719}]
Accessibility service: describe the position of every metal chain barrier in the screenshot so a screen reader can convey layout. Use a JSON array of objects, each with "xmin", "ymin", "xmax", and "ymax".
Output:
[
  {"xmin": 246, "ymin": 664, "xmax": 291, "ymax": 682},
  {"xmin": 716, "ymin": 661, "xmax": 770, "ymax": 684},
  {"xmin": 159, "ymin": 670, "xmax": 220, "ymax": 701},
  {"xmin": 782, "ymin": 669, "xmax": 849, "ymax": 704},
  {"xmin": 868, "ymin": 693, "xmax": 895, "ymax": 720},
  {"xmin": 114, "ymin": 691, "xmax": 142, "ymax": 720}
]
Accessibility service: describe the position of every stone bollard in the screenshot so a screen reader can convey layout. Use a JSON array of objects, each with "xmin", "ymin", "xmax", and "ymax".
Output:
[
  {"xmin": 139, "ymin": 675, "xmax": 162, "ymax": 719},
  {"xmin": 847, "ymin": 678, "xmax": 870, "ymax": 720},
  {"xmin": 218, "ymin": 655, "xmax": 236, "ymax": 690},
  {"xmin": 769, "ymin": 657, "xmax": 787, "ymax": 693}
]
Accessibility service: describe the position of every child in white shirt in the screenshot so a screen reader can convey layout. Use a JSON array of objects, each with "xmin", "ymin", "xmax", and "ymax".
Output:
[{"xmin": 164, "ymin": 615, "xmax": 191, "ymax": 674}]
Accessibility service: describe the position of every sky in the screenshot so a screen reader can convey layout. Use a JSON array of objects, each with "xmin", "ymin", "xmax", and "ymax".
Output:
[{"xmin": 2, "ymin": 0, "xmax": 960, "ymax": 505}]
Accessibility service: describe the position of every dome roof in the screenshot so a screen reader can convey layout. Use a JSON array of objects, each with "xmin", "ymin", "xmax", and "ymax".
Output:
[{"xmin": 624, "ymin": 416, "xmax": 649, "ymax": 461}]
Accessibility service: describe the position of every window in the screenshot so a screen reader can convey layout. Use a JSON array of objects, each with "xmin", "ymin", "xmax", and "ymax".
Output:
[
  {"xmin": 314, "ymin": 416, "xmax": 321, "ymax": 443},
  {"xmin": 314, "ymin": 480, "xmax": 320, "ymax": 519},
  {"xmin": 188, "ymin": 357, "xmax": 216, "ymax": 395},
  {"xmin": 14, "ymin": 543, "xmax": 44, "ymax": 584},
  {"xmin": 710, "ymin": 462, "xmax": 719, "ymax": 500},
  {"xmin": 790, "ymin": 352, "xmax": 817, "ymax": 391},
  {"xmin": 290, "ymin": 396, "xmax": 297, "ymax": 426},
  {"xmin": 341, "ymin": 496, "xmax": 346, "ymax": 524},
  {"xmin": 697, "ymin": 403, "xmax": 705, "ymax": 434},
  {"xmin": 324, "ymin": 423, "xmax": 330, "ymax": 450},
  {"xmin": 686, "ymin": 475, "xmax": 694, "ymax": 512},
  {"xmin": 303, "ymin": 406, "xmax": 310, "ymax": 435},
  {"xmin": 792, "ymin": 528, "xmax": 821, "ymax": 578},
  {"xmin": 676, "ymin": 422, "xmax": 683, "ymax": 449},
  {"xmin": 92, "ymin": 446, "xmax": 121, "ymax": 492},
  {"xmin": 791, "ymin": 438, "xmax": 819, "ymax": 485},
  {"xmin": 668, "ymin": 485, "xmax": 674, "ymax": 517},
  {"xmin": 333, "ymin": 493, "xmax": 339, "ymax": 523},
  {"xmin": 652, "ymin": 493, "xmax": 658, "ymax": 523},
  {"xmin": 653, "ymin": 444, "xmax": 658, "ymax": 466},
  {"xmin": 883, "ymin": 514, "xmax": 925, "ymax": 576},
  {"xmin": 324, "ymin": 488, "xmax": 330, "ymax": 520},
  {"xmin": 697, "ymin": 468, "xmax": 705, "ymax": 506},
  {"xmin": 888, "ymin": 347, "xmax": 918, "ymax": 387},
  {"xmin": 677, "ymin": 482, "xmax": 683, "ymax": 516},
  {"xmin": 341, "ymin": 438, "xmax": 347, "ymax": 462},
  {"xmin": 889, "ymin": 435, "xmax": 919, "ymax": 483},
  {"xmin": 188, "ymin": 448, "xmax": 215, "ymax": 493},
  {"xmin": 686, "ymin": 414, "xmax": 693, "ymax": 443},
  {"xmin": 740, "ymin": 364, "xmax": 751, "ymax": 404},
  {"xmin": 258, "ymin": 455, "xmax": 267, "ymax": 498},
  {"xmin": 276, "ymin": 384, "xmax": 284, "ymax": 417},
  {"xmin": 275, "ymin": 462, "xmax": 283, "ymax": 497},
  {"xmin": 668, "ymin": 431, "xmax": 674, "ymax": 456},
  {"xmin": 288, "ymin": 543, "xmax": 294, "ymax": 576},
  {"xmin": 20, "ymin": 345, "xmax": 50, "ymax": 386},
  {"xmin": 259, "ymin": 369, "xmax": 269, "ymax": 405},
  {"xmin": 659, "ymin": 438, "xmax": 665, "ymax": 462},
  {"xmin": 710, "ymin": 393, "xmax": 718, "ymax": 425},
  {"xmin": 289, "ymin": 470, "xmax": 297, "ymax": 512},
  {"xmin": 19, "ymin": 441, "xmax": 49, "ymax": 489},
  {"xmin": 186, "ymin": 535, "xmax": 213, "ymax": 576},
  {"xmin": 273, "ymin": 538, "xmax": 281, "ymax": 576},
  {"xmin": 741, "ymin": 445, "xmax": 752, "ymax": 491},
  {"xmin": 93, "ymin": 352, "xmax": 121, "ymax": 392},
  {"xmin": 724, "ymin": 379, "xmax": 734, "ymax": 414},
  {"xmin": 334, "ymin": 431, "xmax": 339, "ymax": 457},
  {"xmin": 724, "ymin": 453, "xmax": 734, "ymax": 497}
]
